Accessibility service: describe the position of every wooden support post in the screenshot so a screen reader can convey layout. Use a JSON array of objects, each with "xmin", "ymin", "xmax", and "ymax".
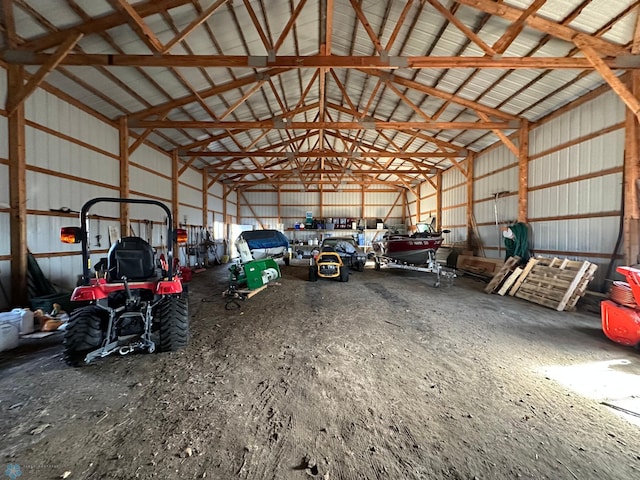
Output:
[
  {"xmin": 119, "ymin": 117, "xmax": 130, "ymax": 237},
  {"xmin": 466, "ymin": 152, "xmax": 475, "ymax": 251},
  {"xmin": 172, "ymin": 149, "xmax": 179, "ymax": 228},
  {"xmin": 8, "ymin": 65, "xmax": 27, "ymax": 306},
  {"xmin": 416, "ymin": 183, "xmax": 421, "ymax": 225},
  {"xmin": 624, "ymin": 71, "xmax": 640, "ymax": 265},
  {"xmin": 202, "ymin": 167, "xmax": 208, "ymax": 228},
  {"xmin": 361, "ymin": 185, "xmax": 365, "ymax": 222},
  {"xmin": 436, "ymin": 170, "xmax": 443, "ymax": 231},
  {"xmin": 518, "ymin": 119, "xmax": 530, "ymax": 223},
  {"xmin": 222, "ymin": 184, "xmax": 229, "ymax": 251}
]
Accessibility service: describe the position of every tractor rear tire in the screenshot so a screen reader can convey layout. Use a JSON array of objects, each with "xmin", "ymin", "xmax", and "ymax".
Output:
[
  {"xmin": 308, "ymin": 266, "xmax": 318, "ymax": 282},
  {"xmin": 63, "ymin": 306, "xmax": 105, "ymax": 367},
  {"xmin": 157, "ymin": 296, "xmax": 189, "ymax": 352}
]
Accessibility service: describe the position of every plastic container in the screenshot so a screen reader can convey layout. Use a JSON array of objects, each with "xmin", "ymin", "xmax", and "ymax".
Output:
[
  {"xmin": 0, "ymin": 308, "xmax": 34, "ymax": 335},
  {"xmin": 0, "ymin": 322, "xmax": 19, "ymax": 352}
]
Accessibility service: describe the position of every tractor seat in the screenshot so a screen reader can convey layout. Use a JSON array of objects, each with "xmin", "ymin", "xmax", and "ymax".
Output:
[{"xmin": 107, "ymin": 236, "xmax": 156, "ymax": 281}]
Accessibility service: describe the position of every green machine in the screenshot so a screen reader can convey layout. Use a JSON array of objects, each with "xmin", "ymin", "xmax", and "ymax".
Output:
[{"xmin": 223, "ymin": 237, "xmax": 282, "ymax": 309}]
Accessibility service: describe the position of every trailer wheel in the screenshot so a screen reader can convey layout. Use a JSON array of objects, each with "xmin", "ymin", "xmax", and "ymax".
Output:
[
  {"xmin": 156, "ymin": 296, "xmax": 189, "ymax": 352},
  {"xmin": 63, "ymin": 306, "xmax": 105, "ymax": 367},
  {"xmin": 308, "ymin": 266, "xmax": 318, "ymax": 282}
]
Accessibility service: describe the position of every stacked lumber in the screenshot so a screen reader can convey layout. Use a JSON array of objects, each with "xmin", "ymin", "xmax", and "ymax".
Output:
[
  {"xmin": 457, "ymin": 255, "xmax": 504, "ymax": 278},
  {"xmin": 485, "ymin": 256, "xmax": 597, "ymax": 312}
]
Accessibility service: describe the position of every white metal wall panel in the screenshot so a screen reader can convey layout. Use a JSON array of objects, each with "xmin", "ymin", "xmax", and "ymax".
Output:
[
  {"xmin": 209, "ymin": 182, "xmax": 223, "ymax": 198},
  {"xmin": 530, "ymin": 90, "xmax": 625, "ymax": 157},
  {"xmin": 0, "ymin": 66, "xmax": 6, "ymax": 108},
  {"xmin": 26, "ymin": 170, "xmax": 118, "ymax": 213},
  {"xmin": 243, "ymin": 191, "xmax": 278, "ymax": 206},
  {"xmin": 227, "ymin": 191, "xmax": 238, "ymax": 217},
  {"xmin": 442, "ymin": 165, "xmax": 466, "ymax": 189},
  {"xmin": 419, "ymin": 182, "xmax": 437, "ymax": 220},
  {"xmin": 180, "ymin": 167, "xmax": 202, "ymax": 188},
  {"xmin": 178, "ymin": 183, "xmax": 202, "ymax": 210},
  {"xmin": 25, "ymin": 125, "xmax": 119, "ymax": 186},
  {"xmin": 0, "ymin": 164, "xmax": 8, "ymax": 207},
  {"xmin": 442, "ymin": 184, "xmax": 466, "ymax": 209},
  {"xmin": 25, "ymin": 88, "xmax": 119, "ymax": 156},
  {"xmin": 130, "ymin": 165, "xmax": 172, "ymax": 200},
  {"xmin": 128, "ymin": 194, "xmax": 171, "ymax": 224},
  {"xmin": 130, "ymin": 144, "xmax": 172, "ymax": 178},
  {"xmin": 0, "ymin": 116, "xmax": 7, "ymax": 159},
  {"xmin": 474, "ymin": 166, "xmax": 518, "ymax": 206},
  {"xmin": 208, "ymin": 193, "xmax": 223, "ymax": 216},
  {"xmin": 530, "ymin": 174, "xmax": 622, "ymax": 220},
  {"xmin": 366, "ymin": 191, "xmax": 401, "ymax": 205},
  {"xmin": 0, "ymin": 212, "xmax": 9, "ymax": 260},
  {"xmin": 530, "ymin": 130, "xmax": 624, "ymax": 189},
  {"xmin": 178, "ymin": 206, "xmax": 203, "ymax": 226}
]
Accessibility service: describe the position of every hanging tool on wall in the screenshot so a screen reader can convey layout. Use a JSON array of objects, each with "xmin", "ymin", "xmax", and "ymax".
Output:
[
  {"xmin": 493, "ymin": 191, "xmax": 509, "ymax": 257},
  {"xmin": 95, "ymin": 216, "xmax": 102, "ymax": 248}
]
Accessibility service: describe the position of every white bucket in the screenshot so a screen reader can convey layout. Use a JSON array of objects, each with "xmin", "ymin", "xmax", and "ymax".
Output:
[
  {"xmin": 0, "ymin": 308, "xmax": 35, "ymax": 335},
  {"xmin": 0, "ymin": 322, "xmax": 19, "ymax": 352}
]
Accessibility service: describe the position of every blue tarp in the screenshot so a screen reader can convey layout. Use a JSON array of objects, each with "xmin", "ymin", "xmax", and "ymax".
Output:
[{"xmin": 240, "ymin": 230, "xmax": 290, "ymax": 250}]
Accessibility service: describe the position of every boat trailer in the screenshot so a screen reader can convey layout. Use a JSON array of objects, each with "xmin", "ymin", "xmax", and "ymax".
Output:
[{"xmin": 373, "ymin": 250, "xmax": 455, "ymax": 288}]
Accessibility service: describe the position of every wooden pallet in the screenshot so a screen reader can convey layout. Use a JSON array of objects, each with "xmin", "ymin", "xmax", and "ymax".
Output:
[
  {"xmin": 512, "ymin": 256, "xmax": 597, "ymax": 311},
  {"xmin": 484, "ymin": 256, "xmax": 520, "ymax": 294}
]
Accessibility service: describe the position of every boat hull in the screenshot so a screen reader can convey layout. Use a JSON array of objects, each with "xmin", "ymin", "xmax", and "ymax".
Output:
[{"xmin": 373, "ymin": 235, "xmax": 443, "ymax": 265}]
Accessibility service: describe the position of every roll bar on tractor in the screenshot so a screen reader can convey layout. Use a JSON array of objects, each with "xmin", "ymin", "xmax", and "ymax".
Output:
[{"xmin": 60, "ymin": 197, "xmax": 185, "ymax": 285}]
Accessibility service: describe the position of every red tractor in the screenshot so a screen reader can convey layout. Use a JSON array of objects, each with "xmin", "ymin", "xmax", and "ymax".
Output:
[{"xmin": 60, "ymin": 197, "xmax": 188, "ymax": 366}]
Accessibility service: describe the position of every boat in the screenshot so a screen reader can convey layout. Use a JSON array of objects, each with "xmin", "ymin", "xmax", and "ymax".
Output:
[
  {"xmin": 372, "ymin": 224, "xmax": 448, "ymax": 265},
  {"xmin": 236, "ymin": 229, "xmax": 291, "ymax": 264}
]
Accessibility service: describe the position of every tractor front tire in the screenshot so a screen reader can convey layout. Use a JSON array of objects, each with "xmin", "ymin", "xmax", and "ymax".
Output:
[
  {"xmin": 340, "ymin": 267, "xmax": 349, "ymax": 282},
  {"xmin": 308, "ymin": 266, "xmax": 318, "ymax": 282},
  {"xmin": 63, "ymin": 306, "xmax": 105, "ymax": 367},
  {"xmin": 157, "ymin": 296, "xmax": 189, "ymax": 352}
]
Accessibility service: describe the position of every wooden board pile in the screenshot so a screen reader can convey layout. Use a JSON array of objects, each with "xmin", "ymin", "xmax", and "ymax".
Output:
[
  {"xmin": 456, "ymin": 254, "xmax": 504, "ymax": 278},
  {"xmin": 484, "ymin": 256, "xmax": 598, "ymax": 312}
]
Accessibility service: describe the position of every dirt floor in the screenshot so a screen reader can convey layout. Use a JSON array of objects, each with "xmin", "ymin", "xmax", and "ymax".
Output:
[{"xmin": 1, "ymin": 260, "xmax": 640, "ymax": 480}]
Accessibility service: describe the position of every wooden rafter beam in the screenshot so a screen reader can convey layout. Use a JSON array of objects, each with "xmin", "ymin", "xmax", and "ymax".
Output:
[
  {"xmin": 127, "ymin": 67, "xmax": 292, "ymax": 120},
  {"xmin": 454, "ymin": 0, "xmax": 626, "ymax": 57},
  {"xmin": 476, "ymin": 110, "xmax": 519, "ymax": 155},
  {"xmin": 575, "ymin": 34, "xmax": 640, "ymax": 122},
  {"xmin": 326, "ymin": 102, "xmax": 462, "ymax": 152},
  {"xmin": 491, "ymin": 0, "xmax": 547, "ymax": 54},
  {"xmin": 19, "ymin": 0, "xmax": 191, "ymax": 52},
  {"xmin": 349, "ymin": 0, "xmax": 384, "ymax": 54},
  {"xmin": 7, "ymin": 53, "xmax": 634, "ymax": 70},
  {"xmin": 110, "ymin": 0, "xmax": 164, "ymax": 52},
  {"xmin": 359, "ymin": 68, "xmax": 518, "ymax": 120},
  {"xmin": 6, "ymin": 32, "xmax": 83, "ymax": 116},
  {"xmin": 212, "ymin": 168, "xmax": 437, "ymax": 175},
  {"xmin": 132, "ymin": 119, "xmax": 518, "ymax": 130},
  {"xmin": 162, "ymin": 0, "xmax": 229, "ymax": 53},
  {"xmin": 128, "ymin": 111, "xmax": 169, "ymax": 155},
  {"xmin": 426, "ymin": 0, "xmax": 496, "ymax": 56},
  {"xmin": 2, "ymin": 0, "xmax": 17, "ymax": 48},
  {"xmin": 274, "ymin": 0, "xmax": 308, "ymax": 53},
  {"xmin": 242, "ymin": 0, "xmax": 273, "ymax": 53},
  {"xmin": 183, "ymin": 151, "xmax": 466, "ymax": 158}
]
